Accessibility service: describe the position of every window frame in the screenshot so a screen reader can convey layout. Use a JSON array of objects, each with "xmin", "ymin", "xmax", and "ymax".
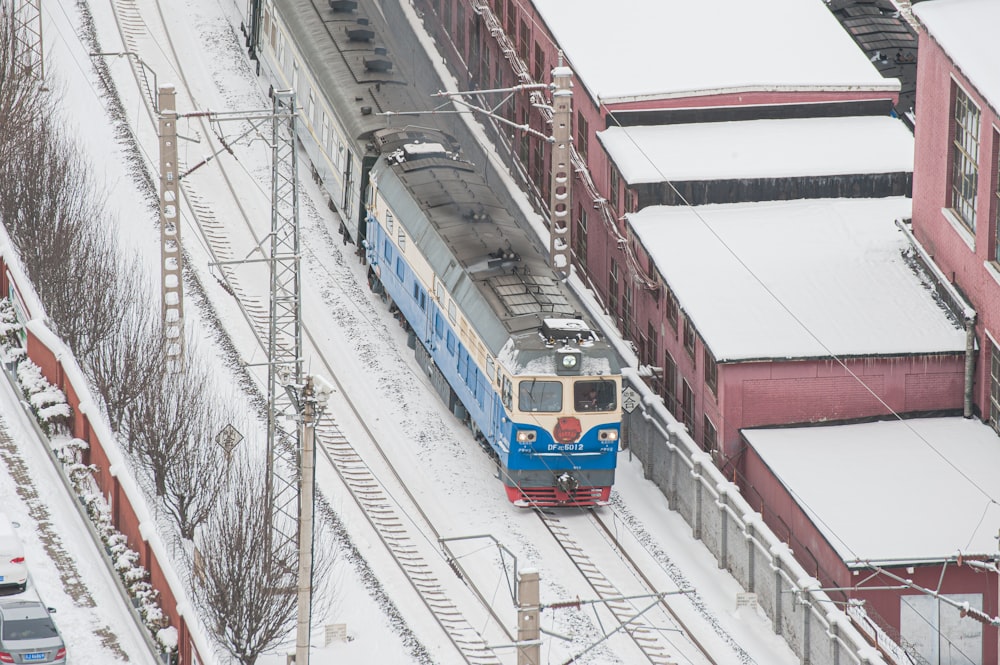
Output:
[{"xmin": 950, "ymin": 82, "xmax": 981, "ymax": 232}]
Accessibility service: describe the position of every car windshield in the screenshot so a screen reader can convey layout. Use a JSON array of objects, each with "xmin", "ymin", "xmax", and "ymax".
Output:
[{"xmin": 2, "ymin": 617, "xmax": 58, "ymax": 641}]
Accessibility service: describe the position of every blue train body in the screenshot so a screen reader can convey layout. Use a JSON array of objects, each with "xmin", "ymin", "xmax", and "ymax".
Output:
[{"xmin": 364, "ymin": 129, "xmax": 622, "ymax": 506}]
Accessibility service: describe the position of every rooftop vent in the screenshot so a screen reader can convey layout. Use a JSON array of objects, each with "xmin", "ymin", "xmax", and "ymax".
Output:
[
  {"xmin": 364, "ymin": 55, "xmax": 392, "ymax": 72},
  {"xmin": 346, "ymin": 18, "xmax": 374, "ymax": 41}
]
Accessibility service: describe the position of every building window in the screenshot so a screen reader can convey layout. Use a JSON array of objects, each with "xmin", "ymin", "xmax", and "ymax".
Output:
[
  {"xmin": 663, "ymin": 351, "xmax": 678, "ymax": 416},
  {"xmin": 576, "ymin": 111, "xmax": 588, "ymax": 162},
  {"xmin": 994, "ymin": 129, "xmax": 1000, "ymax": 262},
  {"xmin": 702, "ymin": 416, "xmax": 717, "ymax": 453},
  {"xmin": 533, "ymin": 42, "xmax": 544, "ymax": 84},
  {"xmin": 443, "ymin": 0, "xmax": 452, "ymax": 33},
  {"xmin": 704, "ymin": 348, "xmax": 717, "ymax": 396},
  {"xmin": 608, "ymin": 259, "xmax": 619, "ymax": 318},
  {"xmin": 951, "ymin": 84, "xmax": 980, "ymax": 232},
  {"xmin": 518, "ymin": 19, "xmax": 529, "ymax": 62},
  {"xmin": 574, "ymin": 206, "xmax": 588, "ymax": 271},
  {"xmin": 683, "ymin": 317, "xmax": 696, "ymax": 359},
  {"xmin": 455, "ymin": 3, "xmax": 465, "ymax": 56},
  {"xmin": 531, "ymin": 136, "xmax": 545, "ymax": 191},
  {"xmin": 609, "ymin": 166, "xmax": 620, "ymax": 212},
  {"xmin": 666, "ymin": 288, "xmax": 678, "ymax": 336},
  {"xmin": 681, "ymin": 380, "xmax": 695, "ymax": 434},
  {"xmin": 622, "ymin": 282, "xmax": 633, "ymax": 340},
  {"xmin": 646, "ymin": 322, "xmax": 658, "ymax": 370},
  {"xmin": 990, "ymin": 339, "xmax": 1000, "ymax": 434},
  {"xmin": 505, "ymin": 0, "xmax": 516, "ymax": 38}
]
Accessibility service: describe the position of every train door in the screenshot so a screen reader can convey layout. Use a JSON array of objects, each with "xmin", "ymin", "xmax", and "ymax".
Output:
[{"xmin": 342, "ymin": 151, "xmax": 354, "ymax": 221}]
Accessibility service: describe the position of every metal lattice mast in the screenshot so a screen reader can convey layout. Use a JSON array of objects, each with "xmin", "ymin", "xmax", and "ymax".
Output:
[
  {"xmin": 158, "ymin": 86, "xmax": 185, "ymax": 367},
  {"xmin": 266, "ymin": 90, "xmax": 303, "ymax": 560},
  {"xmin": 11, "ymin": 0, "xmax": 43, "ymax": 81}
]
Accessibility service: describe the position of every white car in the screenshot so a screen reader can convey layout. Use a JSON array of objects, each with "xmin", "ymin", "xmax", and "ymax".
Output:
[{"xmin": 0, "ymin": 516, "xmax": 26, "ymax": 594}]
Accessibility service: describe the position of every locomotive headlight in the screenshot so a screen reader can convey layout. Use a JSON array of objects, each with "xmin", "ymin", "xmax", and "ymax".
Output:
[
  {"xmin": 597, "ymin": 429, "xmax": 619, "ymax": 442},
  {"xmin": 556, "ymin": 348, "xmax": 582, "ymax": 375},
  {"xmin": 516, "ymin": 430, "xmax": 537, "ymax": 443}
]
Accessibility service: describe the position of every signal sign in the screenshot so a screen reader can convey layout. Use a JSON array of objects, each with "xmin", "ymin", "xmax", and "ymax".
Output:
[{"xmin": 621, "ymin": 386, "xmax": 640, "ymax": 414}]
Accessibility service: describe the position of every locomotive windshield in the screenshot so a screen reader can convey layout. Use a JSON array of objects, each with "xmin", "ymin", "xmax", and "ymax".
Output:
[
  {"xmin": 518, "ymin": 380, "xmax": 563, "ymax": 412},
  {"xmin": 574, "ymin": 380, "xmax": 617, "ymax": 412}
]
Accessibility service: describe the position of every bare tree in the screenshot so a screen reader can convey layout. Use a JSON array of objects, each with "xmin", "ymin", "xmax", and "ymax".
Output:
[
  {"xmin": 194, "ymin": 454, "xmax": 298, "ymax": 665},
  {"xmin": 160, "ymin": 393, "xmax": 237, "ymax": 540},
  {"xmin": 126, "ymin": 343, "xmax": 212, "ymax": 496},
  {"xmin": 86, "ymin": 275, "xmax": 162, "ymax": 434}
]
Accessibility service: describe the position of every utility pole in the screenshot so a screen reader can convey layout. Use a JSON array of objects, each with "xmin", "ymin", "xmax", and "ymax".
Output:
[
  {"xmin": 548, "ymin": 61, "xmax": 573, "ymax": 279},
  {"xmin": 157, "ymin": 85, "xmax": 185, "ymax": 369},
  {"xmin": 295, "ymin": 376, "xmax": 319, "ymax": 665},
  {"xmin": 517, "ymin": 569, "xmax": 540, "ymax": 665}
]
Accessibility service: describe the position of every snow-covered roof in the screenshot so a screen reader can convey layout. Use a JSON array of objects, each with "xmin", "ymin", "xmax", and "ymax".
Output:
[
  {"xmin": 626, "ymin": 198, "xmax": 966, "ymax": 361},
  {"xmin": 531, "ymin": 0, "xmax": 897, "ymax": 104},
  {"xmin": 598, "ymin": 117, "xmax": 915, "ymax": 184},
  {"xmin": 914, "ymin": 0, "xmax": 1000, "ymax": 109},
  {"xmin": 744, "ymin": 417, "xmax": 1000, "ymax": 565}
]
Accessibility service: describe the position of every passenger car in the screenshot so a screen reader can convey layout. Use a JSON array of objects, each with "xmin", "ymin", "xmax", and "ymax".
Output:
[
  {"xmin": 0, "ymin": 517, "xmax": 26, "ymax": 593},
  {"xmin": 0, "ymin": 600, "xmax": 66, "ymax": 664}
]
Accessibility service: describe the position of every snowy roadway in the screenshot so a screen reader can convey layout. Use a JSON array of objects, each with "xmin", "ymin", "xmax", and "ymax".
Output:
[{"xmin": 0, "ymin": 369, "xmax": 158, "ymax": 665}]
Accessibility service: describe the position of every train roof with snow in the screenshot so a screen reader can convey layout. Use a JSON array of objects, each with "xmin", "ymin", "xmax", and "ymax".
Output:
[{"xmin": 369, "ymin": 127, "xmax": 620, "ymax": 376}]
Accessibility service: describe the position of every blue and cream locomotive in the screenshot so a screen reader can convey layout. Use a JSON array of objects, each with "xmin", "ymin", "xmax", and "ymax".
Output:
[{"xmin": 364, "ymin": 128, "xmax": 622, "ymax": 506}]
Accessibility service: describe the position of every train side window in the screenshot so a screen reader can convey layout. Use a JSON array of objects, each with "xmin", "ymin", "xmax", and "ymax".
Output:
[
  {"xmin": 395, "ymin": 256, "xmax": 404, "ymax": 281},
  {"xmin": 386, "ymin": 211, "xmax": 393, "ymax": 233},
  {"xmin": 448, "ymin": 299, "xmax": 457, "ymax": 324},
  {"xmin": 446, "ymin": 331, "xmax": 457, "ymax": 355},
  {"xmin": 397, "ymin": 229, "xmax": 406, "ymax": 252},
  {"xmin": 435, "ymin": 279, "xmax": 445, "ymax": 303},
  {"xmin": 486, "ymin": 356, "xmax": 495, "ymax": 383},
  {"xmin": 412, "ymin": 284, "xmax": 427, "ymax": 311},
  {"xmin": 574, "ymin": 379, "xmax": 617, "ymax": 412},
  {"xmin": 502, "ymin": 376, "xmax": 513, "ymax": 410},
  {"xmin": 382, "ymin": 238, "xmax": 392, "ymax": 263},
  {"xmin": 518, "ymin": 380, "xmax": 562, "ymax": 413},
  {"xmin": 435, "ymin": 312, "xmax": 444, "ymax": 339}
]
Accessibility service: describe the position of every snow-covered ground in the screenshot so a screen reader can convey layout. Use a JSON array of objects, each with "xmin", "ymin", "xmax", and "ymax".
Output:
[
  {"xmin": 20, "ymin": 0, "xmax": 807, "ymax": 664},
  {"xmin": 0, "ymin": 370, "xmax": 158, "ymax": 665}
]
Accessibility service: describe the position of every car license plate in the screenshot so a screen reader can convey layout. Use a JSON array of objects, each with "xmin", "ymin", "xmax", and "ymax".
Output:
[{"xmin": 24, "ymin": 654, "xmax": 46, "ymax": 662}]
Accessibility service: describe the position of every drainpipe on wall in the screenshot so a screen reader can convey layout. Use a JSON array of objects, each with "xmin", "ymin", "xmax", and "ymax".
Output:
[
  {"xmin": 894, "ymin": 219, "xmax": 978, "ymax": 418},
  {"xmin": 963, "ymin": 312, "xmax": 977, "ymax": 419}
]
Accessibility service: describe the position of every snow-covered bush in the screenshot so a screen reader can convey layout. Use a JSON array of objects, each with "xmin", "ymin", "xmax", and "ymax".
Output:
[
  {"xmin": 0, "ymin": 299, "xmax": 24, "ymax": 363},
  {"xmin": 0, "ymin": 318, "xmax": 176, "ymax": 658},
  {"xmin": 15, "ymin": 359, "xmax": 72, "ymax": 436},
  {"xmin": 80, "ymin": 489, "xmax": 174, "ymax": 653}
]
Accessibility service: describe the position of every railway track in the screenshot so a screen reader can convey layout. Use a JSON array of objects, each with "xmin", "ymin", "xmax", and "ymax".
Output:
[
  {"xmin": 98, "ymin": 0, "xmax": 512, "ymax": 662},
  {"xmin": 91, "ymin": 3, "xmax": 762, "ymax": 665},
  {"xmin": 536, "ymin": 509, "xmax": 711, "ymax": 665}
]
